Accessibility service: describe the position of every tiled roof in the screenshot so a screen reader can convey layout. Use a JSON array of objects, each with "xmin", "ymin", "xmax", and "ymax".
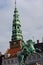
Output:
[{"xmin": 6, "ymin": 47, "xmax": 21, "ymax": 57}]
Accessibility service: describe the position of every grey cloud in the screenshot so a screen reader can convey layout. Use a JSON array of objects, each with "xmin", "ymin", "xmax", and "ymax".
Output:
[{"xmin": 0, "ymin": 0, "xmax": 43, "ymax": 53}]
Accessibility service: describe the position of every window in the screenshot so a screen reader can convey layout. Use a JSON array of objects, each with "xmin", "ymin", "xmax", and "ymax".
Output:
[
  {"xmin": 4, "ymin": 61, "xmax": 6, "ymax": 65},
  {"xmin": 14, "ymin": 60, "xmax": 17, "ymax": 64},
  {"xmin": 37, "ymin": 54, "xmax": 40, "ymax": 59},
  {"xmin": 11, "ymin": 59, "xmax": 14, "ymax": 63},
  {"xmin": 7, "ymin": 60, "xmax": 10, "ymax": 64}
]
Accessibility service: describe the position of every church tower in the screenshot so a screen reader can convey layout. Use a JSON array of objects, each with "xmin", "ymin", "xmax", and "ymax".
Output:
[
  {"xmin": 6, "ymin": 0, "xmax": 23, "ymax": 57},
  {"xmin": 10, "ymin": 0, "xmax": 23, "ymax": 49}
]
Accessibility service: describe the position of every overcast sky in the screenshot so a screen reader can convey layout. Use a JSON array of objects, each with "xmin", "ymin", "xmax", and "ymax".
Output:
[{"xmin": 0, "ymin": 0, "xmax": 43, "ymax": 53}]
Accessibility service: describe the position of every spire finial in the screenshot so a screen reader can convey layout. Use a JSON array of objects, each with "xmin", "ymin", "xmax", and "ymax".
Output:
[
  {"xmin": 11, "ymin": 0, "xmax": 23, "ymax": 42},
  {"xmin": 15, "ymin": 0, "xmax": 16, "ymax": 8}
]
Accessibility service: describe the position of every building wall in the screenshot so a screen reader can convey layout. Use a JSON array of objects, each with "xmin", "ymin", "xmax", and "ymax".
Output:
[
  {"xmin": 2, "ymin": 57, "xmax": 19, "ymax": 65},
  {"xmin": 25, "ymin": 53, "xmax": 43, "ymax": 65},
  {"xmin": 2, "ymin": 53, "xmax": 43, "ymax": 65}
]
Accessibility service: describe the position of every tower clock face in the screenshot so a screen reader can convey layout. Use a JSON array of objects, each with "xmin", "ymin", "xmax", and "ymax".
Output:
[{"xmin": 14, "ymin": 42, "xmax": 16, "ymax": 44}]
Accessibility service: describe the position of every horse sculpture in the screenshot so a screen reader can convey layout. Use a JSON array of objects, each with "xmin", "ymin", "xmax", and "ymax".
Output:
[{"xmin": 18, "ymin": 40, "xmax": 36, "ymax": 65}]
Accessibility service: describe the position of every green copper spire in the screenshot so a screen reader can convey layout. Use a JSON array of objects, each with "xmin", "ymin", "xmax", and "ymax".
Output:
[{"xmin": 11, "ymin": 0, "xmax": 23, "ymax": 42}]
